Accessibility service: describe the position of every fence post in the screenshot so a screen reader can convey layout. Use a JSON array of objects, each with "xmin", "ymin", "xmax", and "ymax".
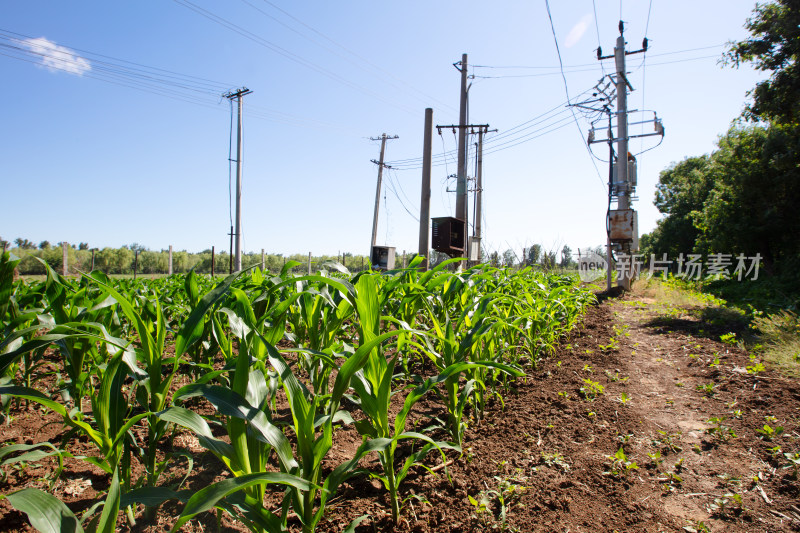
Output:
[
  {"xmin": 62, "ymin": 242, "xmax": 68, "ymax": 276},
  {"xmin": 403, "ymin": 250, "xmax": 406, "ymax": 268},
  {"xmin": 168, "ymin": 245, "xmax": 173, "ymax": 275},
  {"xmin": 211, "ymin": 246, "xmax": 215, "ymax": 276},
  {"xmin": 307, "ymin": 252, "xmax": 312, "ymax": 275},
  {"xmin": 261, "ymin": 248, "xmax": 265, "ymax": 271}
]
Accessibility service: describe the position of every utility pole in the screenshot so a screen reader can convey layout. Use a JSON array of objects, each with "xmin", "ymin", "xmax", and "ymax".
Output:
[
  {"xmin": 369, "ymin": 133, "xmax": 398, "ymax": 255},
  {"xmin": 475, "ymin": 128, "xmax": 484, "ymax": 263},
  {"xmin": 224, "ymin": 87, "xmax": 252, "ymax": 272},
  {"xmin": 455, "ymin": 54, "xmax": 469, "ymax": 254},
  {"xmin": 590, "ymin": 22, "xmax": 661, "ymax": 290},
  {"xmin": 419, "ymin": 108, "xmax": 433, "ymax": 270},
  {"xmin": 613, "ymin": 23, "xmax": 633, "ymax": 289}
]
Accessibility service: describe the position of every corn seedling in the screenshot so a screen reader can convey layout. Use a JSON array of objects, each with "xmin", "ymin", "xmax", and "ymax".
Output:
[
  {"xmin": 784, "ymin": 452, "xmax": 800, "ymax": 478},
  {"xmin": 755, "ymin": 423, "xmax": 784, "ymax": 441},
  {"xmin": 604, "ymin": 447, "xmax": 638, "ymax": 477},
  {"xmin": 696, "ymin": 382, "xmax": 716, "ymax": 397},
  {"xmin": 705, "ymin": 417, "xmax": 737, "ymax": 443},
  {"xmin": 579, "ymin": 378, "xmax": 604, "ymax": 400}
]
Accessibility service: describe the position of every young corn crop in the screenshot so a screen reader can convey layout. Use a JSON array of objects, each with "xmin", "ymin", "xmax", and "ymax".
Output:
[{"xmin": 0, "ymin": 250, "xmax": 594, "ymax": 532}]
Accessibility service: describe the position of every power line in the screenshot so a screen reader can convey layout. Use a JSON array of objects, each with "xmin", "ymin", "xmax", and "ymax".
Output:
[
  {"xmin": 385, "ymin": 171, "xmax": 419, "ymax": 222},
  {"xmin": 0, "ymin": 30, "xmax": 352, "ymax": 131},
  {"xmin": 544, "ymin": 0, "xmax": 606, "ymax": 190},
  {"xmin": 385, "ymin": 92, "xmax": 592, "ymax": 168},
  {"xmin": 470, "ymin": 52, "xmax": 723, "ymax": 79},
  {"xmin": 241, "ymin": 0, "xmax": 457, "ymax": 113},
  {"xmin": 592, "ymin": 0, "xmax": 606, "ymax": 76},
  {"xmin": 172, "ymin": 0, "xmax": 418, "ymax": 115},
  {"xmin": 470, "ymin": 44, "xmax": 725, "ymax": 70}
]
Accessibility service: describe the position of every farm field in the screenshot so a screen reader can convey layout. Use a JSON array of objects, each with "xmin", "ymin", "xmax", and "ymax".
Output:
[{"xmin": 0, "ymin": 253, "xmax": 798, "ymax": 532}]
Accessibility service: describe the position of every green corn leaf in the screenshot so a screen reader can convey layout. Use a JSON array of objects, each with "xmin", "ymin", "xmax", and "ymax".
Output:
[
  {"xmin": 0, "ymin": 442, "xmax": 69, "ymax": 466},
  {"xmin": 0, "ymin": 386, "xmax": 106, "ymax": 456},
  {"xmin": 121, "ymin": 487, "xmax": 190, "ymax": 508},
  {"xmin": 4, "ymin": 488, "xmax": 84, "ymax": 533},
  {"xmin": 173, "ymin": 384, "xmax": 298, "ymax": 471},
  {"xmin": 0, "ymin": 251, "xmax": 20, "ymax": 320},
  {"xmin": 156, "ymin": 407, "xmax": 237, "ymax": 463},
  {"xmin": 171, "ymin": 472, "xmax": 316, "ymax": 532},
  {"xmin": 175, "ymin": 270, "xmax": 242, "ymax": 356},
  {"xmin": 96, "ymin": 467, "xmax": 121, "ymax": 533}
]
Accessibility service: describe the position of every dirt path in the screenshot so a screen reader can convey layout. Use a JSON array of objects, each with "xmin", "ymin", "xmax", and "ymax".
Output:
[{"xmin": 335, "ymin": 289, "xmax": 800, "ymax": 532}]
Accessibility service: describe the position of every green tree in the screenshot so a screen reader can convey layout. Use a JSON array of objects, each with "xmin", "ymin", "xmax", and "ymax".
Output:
[
  {"xmin": 560, "ymin": 245, "xmax": 574, "ymax": 268},
  {"xmin": 699, "ymin": 125, "xmax": 800, "ymax": 269},
  {"xmin": 502, "ymin": 249, "xmax": 515, "ymax": 267},
  {"xmin": 527, "ymin": 244, "xmax": 542, "ymax": 265},
  {"xmin": 726, "ymin": 0, "xmax": 800, "ymax": 125},
  {"xmin": 14, "ymin": 238, "xmax": 35, "ymax": 250},
  {"xmin": 645, "ymin": 155, "xmax": 716, "ymax": 258}
]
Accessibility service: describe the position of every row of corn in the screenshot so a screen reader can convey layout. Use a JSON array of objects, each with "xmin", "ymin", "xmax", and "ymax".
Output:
[{"xmin": 0, "ymin": 252, "xmax": 594, "ymax": 532}]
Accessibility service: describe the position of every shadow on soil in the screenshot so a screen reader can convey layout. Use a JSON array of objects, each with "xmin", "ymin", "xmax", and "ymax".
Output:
[{"xmin": 641, "ymin": 306, "xmax": 750, "ymax": 341}]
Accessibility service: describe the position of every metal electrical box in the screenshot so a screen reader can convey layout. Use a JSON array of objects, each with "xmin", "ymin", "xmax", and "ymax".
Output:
[
  {"xmin": 468, "ymin": 237, "xmax": 481, "ymax": 262},
  {"xmin": 612, "ymin": 160, "xmax": 637, "ymax": 188},
  {"xmin": 432, "ymin": 217, "xmax": 465, "ymax": 257},
  {"xmin": 609, "ymin": 209, "xmax": 638, "ymax": 244},
  {"xmin": 370, "ymin": 246, "xmax": 396, "ymax": 270}
]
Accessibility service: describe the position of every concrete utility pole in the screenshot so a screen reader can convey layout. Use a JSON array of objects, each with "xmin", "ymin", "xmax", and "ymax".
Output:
[
  {"xmin": 475, "ymin": 129, "xmax": 484, "ymax": 263},
  {"xmin": 614, "ymin": 24, "xmax": 633, "ymax": 289},
  {"xmin": 455, "ymin": 54, "xmax": 469, "ymax": 249},
  {"xmin": 592, "ymin": 22, "xmax": 660, "ymax": 291},
  {"xmin": 224, "ymin": 87, "xmax": 252, "ymax": 272},
  {"xmin": 62, "ymin": 242, "xmax": 68, "ymax": 277},
  {"xmin": 369, "ymin": 133, "xmax": 398, "ymax": 254},
  {"xmin": 419, "ymin": 108, "xmax": 433, "ymax": 270}
]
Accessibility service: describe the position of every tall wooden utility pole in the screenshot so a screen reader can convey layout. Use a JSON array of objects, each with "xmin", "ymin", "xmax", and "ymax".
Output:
[
  {"xmin": 418, "ymin": 108, "xmax": 433, "ymax": 270},
  {"xmin": 224, "ymin": 87, "xmax": 252, "ymax": 272},
  {"xmin": 455, "ymin": 54, "xmax": 469, "ymax": 254},
  {"xmin": 369, "ymin": 133, "xmax": 398, "ymax": 255}
]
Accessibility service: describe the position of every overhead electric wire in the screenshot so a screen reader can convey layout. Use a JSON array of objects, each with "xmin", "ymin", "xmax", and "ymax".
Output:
[
  {"xmin": 385, "ymin": 171, "xmax": 419, "ymax": 222},
  {"xmin": 544, "ymin": 0, "xmax": 607, "ymax": 191},
  {"xmin": 386, "ymin": 112, "xmax": 576, "ymax": 171},
  {"xmin": 242, "ymin": 0, "xmax": 457, "ymax": 113},
  {"xmin": 470, "ymin": 44, "xmax": 725, "ymax": 70},
  {"xmin": 385, "ymin": 92, "xmax": 593, "ymax": 168},
  {"xmin": 0, "ymin": 28, "xmax": 234, "ymax": 90},
  {"xmin": 592, "ymin": 0, "xmax": 606, "ymax": 76},
  {"xmin": 0, "ymin": 29, "xmax": 356, "ymax": 131},
  {"xmin": 172, "ymin": 0, "xmax": 418, "ymax": 115}
]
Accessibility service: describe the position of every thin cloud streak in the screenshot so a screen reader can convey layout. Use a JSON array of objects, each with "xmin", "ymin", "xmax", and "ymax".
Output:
[{"xmin": 564, "ymin": 14, "xmax": 592, "ymax": 48}]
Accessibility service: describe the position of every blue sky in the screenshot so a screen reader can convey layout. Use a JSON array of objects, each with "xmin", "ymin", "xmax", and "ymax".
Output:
[{"xmin": 1, "ymin": 1, "xmax": 765, "ymax": 258}]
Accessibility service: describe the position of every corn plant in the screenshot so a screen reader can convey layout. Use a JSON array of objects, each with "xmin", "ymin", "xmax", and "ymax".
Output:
[
  {"xmin": 414, "ymin": 292, "xmax": 525, "ymax": 445},
  {"xmin": 0, "ymin": 349, "xmax": 145, "ymax": 529}
]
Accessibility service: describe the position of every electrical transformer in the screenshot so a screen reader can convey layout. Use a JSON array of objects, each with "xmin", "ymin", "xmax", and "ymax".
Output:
[
  {"xmin": 431, "ymin": 217, "xmax": 466, "ymax": 257},
  {"xmin": 370, "ymin": 246, "xmax": 396, "ymax": 270}
]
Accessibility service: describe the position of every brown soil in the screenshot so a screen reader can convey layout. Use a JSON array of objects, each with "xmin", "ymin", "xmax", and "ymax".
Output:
[{"xmin": 1, "ymin": 288, "xmax": 799, "ymax": 532}]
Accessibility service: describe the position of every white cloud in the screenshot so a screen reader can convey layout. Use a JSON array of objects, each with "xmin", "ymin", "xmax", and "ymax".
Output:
[
  {"xmin": 564, "ymin": 14, "xmax": 593, "ymax": 48},
  {"xmin": 21, "ymin": 37, "xmax": 91, "ymax": 76}
]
